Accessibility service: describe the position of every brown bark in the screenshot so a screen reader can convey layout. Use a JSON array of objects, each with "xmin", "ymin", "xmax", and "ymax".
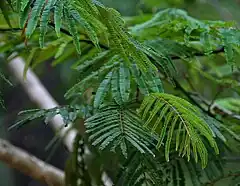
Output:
[{"xmin": 0, "ymin": 138, "xmax": 64, "ymax": 186}]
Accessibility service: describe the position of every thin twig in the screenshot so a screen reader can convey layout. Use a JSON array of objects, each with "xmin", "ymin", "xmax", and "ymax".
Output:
[
  {"xmin": 0, "ymin": 26, "xmax": 109, "ymax": 50},
  {"xmin": 171, "ymin": 47, "xmax": 225, "ymax": 60}
]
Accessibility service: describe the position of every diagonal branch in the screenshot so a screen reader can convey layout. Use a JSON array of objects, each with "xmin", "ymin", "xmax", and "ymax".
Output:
[
  {"xmin": 0, "ymin": 27, "xmax": 224, "ymax": 58},
  {"xmin": 0, "ymin": 138, "xmax": 64, "ymax": 186},
  {"xmin": 170, "ymin": 47, "xmax": 224, "ymax": 60},
  {"xmin": 173, "ymin": 79, "xmax": 240, "ymax": 120},
  {"xmin": 8, "ymin": 57, "xmax": 77, "ymax": 151}
]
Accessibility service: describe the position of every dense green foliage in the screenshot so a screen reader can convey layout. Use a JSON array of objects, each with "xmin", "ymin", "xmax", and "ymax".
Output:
[{"xmin": 0, "ymin": 0, "xmax": 240, "ymax": 185}]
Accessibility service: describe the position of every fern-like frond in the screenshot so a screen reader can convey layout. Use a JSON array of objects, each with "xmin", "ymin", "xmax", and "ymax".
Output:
[
  {"xmin": 144, "ymin": 38, "xmax": 196, "ymax": 59},
  {"xmin": 132, "ymin": 39, "xmax": 177, "ymax": 81},
  {"xmin": 54, "ymin": 0, "xmax": 63, "ymax": 37},
  {"xmin": 93, "ymin": 71, "xmax": 113, "ymax": 108},
  {"xmin": 95, "ymin": 3, "xmax": 175, "ymax": 76},
  {"xmin": 116, "ymin": 151, "xmax": 165, "ymax": 186},
  {"xmin": 10, "ymin": 106, "xmax": 81, "ymax": 130},
  {"xmin": 70, "ymin": 8, "xmax": 99, "ymax": 50},
  {"xmin": 64, "ymin": 7, "xmax": 81, "ymax": 54},
  {"xmin": 64, "ymin": 55, "xmax": 118, "ymax": 99},
  {"xmin": 131, "ymin": 63, "xmax": 164, "ymax": 95},
  {"xmin": 15, "ymin": 0, "xmax": 177, "ymax": 80},
  {"xmin": 39, "ymin": 0, "xmax": 56, "ymax": 47},
  {"xmin": 117, "ymin": 146, "xmax": 228, "ymax": 186},
  {"xmin": 18, "ymin": 0, "xmax": 103, "ymax": 52},
  {"xmin": 85, "ymin": 105, "xmax": 156, "ymax": 158},
  {"xmin": 66, "ymin": 59, "xmax": 164, "ymax": 107},
  {"xmin": 74, "ymin": 50, "xmax": 115, "ymax": 76},
  {"xmin": 25, "ymin": 0, "xmax": 45, "ymax": 38},
  {"xmin": 166, "ymin": 154, "xmax": 225, "ymax": 186},
  {"xmin": 19, "ymin": 0, "xmax": 31, "ymax": 28},
  {"xmin": 9, "ymin": 108, "xmax": 47, "ymax": 130},
  {"xmin": 94, "ymin": 62, "xmax": 132, "ymax": 107},
  {"xmin": 138, "ymin": 93, "xmax": 219, "ymax": 168}
]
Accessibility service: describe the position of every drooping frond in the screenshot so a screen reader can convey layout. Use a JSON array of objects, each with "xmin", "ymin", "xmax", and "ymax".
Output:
[
  {"xmin": 64, "ymin": 7, "xmax": 81, "ymax": 54},
  {"xmin": 18, "ymin": 0, "xmax": 160, "ymax": 65},
  {"xmin": 39, "ymin": 0, "xmax": 56, "ymax": 48},
  {"xmin": 85, "ymin": 104, "xmax": 156, "ymax": 158},
  {"xmin": 144, "ymin": 38, "xmax": 196, "ymax": 59},
  {"xmin": 92, "ymin": 62, "xmax": 164, "ymax": 108},
  {"xmin": 74, "ymin": 50, "xmax": 115, "ymax": 74},
  {"xmin": 4, "ymin": 0, "xmax": 177, "ymax": 82},
  {"xmin": 138, "ymin": 43, "xmax": 176, "ymax": 82},
  {"xmin": 9, "ymin": 105, "xmax": 82, "ymax": 130},
  {"xmin": 9, "ymin": 108, "xmax": 48, "ymax": 130},
  {"xmin": 130, "ymin": 63, "xmax": 164, "ymax": 95},
  {"xmin": 138, "ymin": 93, "xmax": 219, "ymax": 168},
  {"xmin": 116, "ymin": 151, "xmax": 165, "ymax": 186},
  {"xmin": 93, "ymin": 3, "xmax": 175, "ymax": 76},
  {"xmin": 65, "ymin": 48, "xmax": 164, "ymax": 106},
  {"xmin": 64, "ymin": 53, "xmax": 119, "ymax": 100},
  {"xmin": 116, "ymin": 145, "xmax": 229, "ymax": 186},
  {"xmin": 93, "ymin": 70, "xmax": 113, "ymax": 108},
  {"xmin": 166, "ymin": 153, "xmax": 225, "ymax": 186},
  {"xmin": 17, "ymin": 0, "xmax": 105, "ymax": 52}
]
